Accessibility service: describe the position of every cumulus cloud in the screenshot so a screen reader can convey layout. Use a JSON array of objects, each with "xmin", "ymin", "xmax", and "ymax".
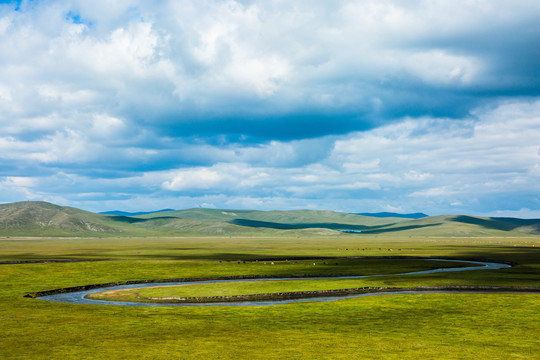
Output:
[
  {"xmin": 2, "ymin": 98, "xmax": 540, "ymax": 215},
  {"xmin": 159, "ymin": 100, "xmax": 540, "ymax": 214},
  {"xmin": 1, "ymin": 1, "xmax": 540, "ymax": 216},
  {"xmin": 2, "ymin": 0, "xmax": 540, "ymax": 140}
]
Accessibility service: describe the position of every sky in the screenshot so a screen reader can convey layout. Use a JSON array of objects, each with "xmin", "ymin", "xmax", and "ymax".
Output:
[{"xmin": 1, "ymin": 0, "xmax": 540, "ymax": 217}]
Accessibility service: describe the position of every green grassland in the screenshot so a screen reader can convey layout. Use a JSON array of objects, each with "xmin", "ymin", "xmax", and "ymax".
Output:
[
  {"xmin": 1, "ymin": 201, "xmax": 540, "ymax": 358},
  {"xmin": 86, "ymin": 259, "xmax": 474, "ymax": 302},
  {"xmin": 1, "ymin": 232, "xmax": 540, "ymax": 359}
]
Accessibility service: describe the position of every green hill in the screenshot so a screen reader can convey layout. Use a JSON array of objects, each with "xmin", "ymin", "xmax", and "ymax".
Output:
[
  {"xmin": 0, "ymin": 201, "xmax": 119, "ymax": 236},
  {"xmin": 0, "ymin": 201, "xmax": 539, "ymax": 237},
  {"xmin": 357, "ymin": 215, "xmax": 540, "ymax": 236}
]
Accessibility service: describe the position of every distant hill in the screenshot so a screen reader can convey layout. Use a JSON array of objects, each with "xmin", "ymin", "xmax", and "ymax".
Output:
[
  {"xmin": 100, "ymin": 209, "xmax": 175, "ymax": 216},
  {"xmin": 0, "ymin": 201, "xmax": 119, "ymax": 235},
  {"xmin": 0, "ymin": 201, "xmax": 539, "ymax": 237},
  {"xmin": 354, "ymin": 214, "xmax": 540, "ymax": 236},
  {"xmin": 356, "ymin": 212, "xmax": 428, "ymax": 219}
]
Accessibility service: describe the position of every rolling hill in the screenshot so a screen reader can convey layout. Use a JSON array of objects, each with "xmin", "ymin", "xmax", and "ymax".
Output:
[
  {"xmin": 0, "ymin": 201, "xmax": 118, "ymax": 235},
  {"xmin": 0, "ymin": 201, "xmax": 539, "ymax": 237},
  {"xmin": 99, "ymin": 209, "xmax": 174, "ymax": 216},
  {"xmin": 356, "ymin": 212, "xmax": 428, "ymax": 219},
  {"xmin": 355, "ymin": 214, "xmax": 540, "ymax": 236}
]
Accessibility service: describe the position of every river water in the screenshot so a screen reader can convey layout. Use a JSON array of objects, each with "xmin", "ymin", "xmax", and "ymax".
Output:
[{"xmin": 38, "ymin": 259, "xmax": 511, "ymax": 307}]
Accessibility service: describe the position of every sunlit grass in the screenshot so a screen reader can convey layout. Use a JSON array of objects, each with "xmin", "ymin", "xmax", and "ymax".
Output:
[
  {"xmin": 86, "ymin": 259, "xmax": 474, "ymax": 302},
  {"xmin": 1, "ymin": 234, "xmax": 539, "ymax": 359}
]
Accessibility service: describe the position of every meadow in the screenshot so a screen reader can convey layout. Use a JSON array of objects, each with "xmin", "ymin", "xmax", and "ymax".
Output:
[{"xmin": 1, "ymin": 234, "xmax": 540, "ymax": 359}]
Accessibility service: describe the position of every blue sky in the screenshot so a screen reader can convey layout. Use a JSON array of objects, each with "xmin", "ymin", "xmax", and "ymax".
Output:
[{"xmin": 1, "ymin": 0, "xmax": 540, "ymax": 217}]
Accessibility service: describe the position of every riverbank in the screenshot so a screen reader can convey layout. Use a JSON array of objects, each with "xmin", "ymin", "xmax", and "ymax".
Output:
[
  {"xmin": 132, "ymin": 285, "xmax": 540, "ymax": 303},
  {"xmin": 32, "ymin": 258, "xmax": 518, "ymax": 306}
]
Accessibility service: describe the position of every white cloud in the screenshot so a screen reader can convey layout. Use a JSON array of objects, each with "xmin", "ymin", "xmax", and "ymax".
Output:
[
  {"xmin": 404, "ymin": 170, "xmax": 432, "ymax": 181},
  {"xmin": 0, "ymin": 16, "xmax": 10, "ymax": 35},
  {"xmin": 90, "ymin": 114, "xmax": 127, "ymax": 139},
  {"xmin": 1, "ymin": 1, "xmax": 540, "ymax": 216},
  {"xmin": 337, "ymin": 182, "xmax": 380, "ymax": 190},
  {"xmin": 409, "ymin": 186, "xmax": 458, "ymax": 198},
  {"xmin": 2, "ymin": 99, "xmax": 539, "ymax": 215},
  {"xmin": 1, "ymin": 176, "xmax": 36, "ymax": 188},
  {"xmin": 64, "ymin": 22, "xmax": 161, "ymax": 76},
  {"xmin": 403, "ymin": 50, "xmax": 481, "ymax": 84},
  {"xmin": 486, "ymin": 209, "xmax": 540, "ymax": 219},
  {"xmin": 1, "ymin": 0, "xmax": 537, "ymax": 132},
  {"xmin": 30, "ymin": 129, "xmax": 91, "ymax": 163},
  {"xmin": 162, "ymin": 168, "xmax": 226, "ymax": 191},
  {"xmin": 342, "ymin": 160, "xmax": 381, "ymax": 173}
]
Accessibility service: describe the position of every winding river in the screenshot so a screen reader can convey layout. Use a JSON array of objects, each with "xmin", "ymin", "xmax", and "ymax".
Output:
[{"xmin": 36, "ymin": 258, "xmax": 524, "ymax": 307}]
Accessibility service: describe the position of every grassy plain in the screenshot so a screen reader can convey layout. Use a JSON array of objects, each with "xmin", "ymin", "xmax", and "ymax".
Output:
[{"xmin": 1, "ymin": 234, "xmax": 540, "ymax": 359}]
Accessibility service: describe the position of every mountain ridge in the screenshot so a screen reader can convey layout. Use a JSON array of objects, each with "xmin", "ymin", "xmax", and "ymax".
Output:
[
  {"xmin": 355, "ymin": 212, "xmax": 428, "ymax": 219},
  {"xmin": 100, "ymin": 209, "xmax": 175, "ymax": 216},
  {"xmin": 0, "ymin": 201, "xmax": 539, "ymax": 237}
]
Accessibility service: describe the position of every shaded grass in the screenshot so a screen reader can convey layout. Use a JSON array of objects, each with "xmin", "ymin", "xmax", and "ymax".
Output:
[
  {"xmin": 1, "ymin": 235, "xmax": 539, "ymax": 262},
  {"xmin": 229, "ymin": 218, "xmax": 367, "ymax": 230}
]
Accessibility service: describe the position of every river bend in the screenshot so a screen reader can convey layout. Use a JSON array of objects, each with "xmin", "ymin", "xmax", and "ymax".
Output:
[{"xmin": 38, "ymin": 259, "xmax": 513, "ymax": 307}]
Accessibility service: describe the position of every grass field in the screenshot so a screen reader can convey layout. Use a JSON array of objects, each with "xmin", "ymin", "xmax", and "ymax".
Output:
[{"xmin": 1, "ymin": 234, "xmax": 540, "ymax": 359}]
